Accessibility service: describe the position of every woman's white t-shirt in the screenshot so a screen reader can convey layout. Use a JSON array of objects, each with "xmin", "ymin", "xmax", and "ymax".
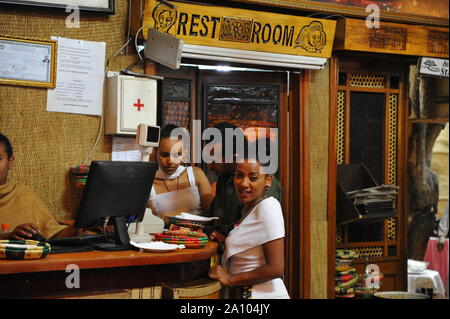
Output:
[{"xmin": 223, "ymin": 196, "xmax": 290, "ymax": 299}]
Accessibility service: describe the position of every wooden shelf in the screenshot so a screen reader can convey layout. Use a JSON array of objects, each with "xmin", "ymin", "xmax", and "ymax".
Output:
[
  {"xmin": 435, "ymin": 96, "xmax": 449, "ymax": 104},
  {"xmin": 337, "ymin": 241, "xmax": 397, "ymax": 248},
  {"xmin": 409, "ymin": 118, "xmax": 449, "ymax": 124}
]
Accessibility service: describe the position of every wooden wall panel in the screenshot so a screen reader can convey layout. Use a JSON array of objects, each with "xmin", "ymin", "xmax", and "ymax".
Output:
[
  {"xmin": 335, "ymin": 18, "xmax": 449, "ymax": 58},
  {"xmin": 305, "ymin": 63, "xmax": 330, "ymax": 299}
]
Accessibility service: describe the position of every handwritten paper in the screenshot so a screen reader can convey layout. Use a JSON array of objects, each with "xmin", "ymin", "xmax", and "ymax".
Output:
[{"xmin": 46, "ymin": 37, "xmax": 105, "ymax": 116}]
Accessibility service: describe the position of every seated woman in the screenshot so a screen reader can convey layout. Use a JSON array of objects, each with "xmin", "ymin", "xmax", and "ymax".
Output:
[
  {"xmin": 147, "ymin": 124, "xmax": 214, "ymax": 224},
  {"xmin": 0, "ymin": 133, "xmax": 79, "ymax": 240},
  {"xmin": 208, "ymin": 140, "xmax": 289, "ymax": 299}
]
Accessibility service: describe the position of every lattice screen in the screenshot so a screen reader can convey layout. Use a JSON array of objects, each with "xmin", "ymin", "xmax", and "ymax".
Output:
[
  {"xmin": 336, "ymin": 74, "xmax": 400, "ymax": 255},
  {"xmin": 351, "ymin": 246, "xmax": 384, "ymax": 259},
  {"xmin": 336, "ymin": 91, "xmax": 346, "ymax": 165},
  {"xmin": 387, "ymin": 93, "xmax": 399, "ymax": 242},
  {"xmin": 336, "ymin": 90, "xmax": 346, "ymax": 245},
  {"xmin": 349, "ymin": 74, "xmax": 386, "ymax": 88}
]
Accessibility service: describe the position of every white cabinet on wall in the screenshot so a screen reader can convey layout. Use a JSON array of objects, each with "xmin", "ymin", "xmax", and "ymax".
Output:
[{"xmin": 105, "ymin": 75, "xmax": 158, "ymax": 135}]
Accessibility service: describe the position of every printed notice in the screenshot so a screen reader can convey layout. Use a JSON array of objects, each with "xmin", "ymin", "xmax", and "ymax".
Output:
[
  {"xmin": 47, "ymin": 37, "xmax": 106, "ymax": 116},
  {"xmin": 112, "ymin": 136, "xmax": 142, "ymax": 162},
  {"xmin": 29, "ymin": 0, "xmax": 110, "ymax": 8}
]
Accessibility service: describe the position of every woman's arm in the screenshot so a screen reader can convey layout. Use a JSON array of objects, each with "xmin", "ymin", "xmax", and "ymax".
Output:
[
  {"xmin": 209, "ymin": 237, "xmax": 285, "ymax": 286},
  {"xmin": 193, "ymin": 166, "xmax": 215, "ymax": 215},
  {"xmin": 51, "ymin": 225, "xmax": 82, "ymax": 239}
]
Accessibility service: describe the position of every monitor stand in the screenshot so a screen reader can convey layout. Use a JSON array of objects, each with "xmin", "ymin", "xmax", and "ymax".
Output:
[
  {"xmin": 91, "ymin": 216, "xmax": 133, "ymax": 251},
  {"xmin": 129, "ymin": 221, "xmax": 152, "ymax": 243}
]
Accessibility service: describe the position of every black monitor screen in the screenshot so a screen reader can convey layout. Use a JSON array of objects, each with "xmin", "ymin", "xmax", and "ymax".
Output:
[{"xmin": 75, "ymin": 161, "xmax": 157, "ymax": 250}]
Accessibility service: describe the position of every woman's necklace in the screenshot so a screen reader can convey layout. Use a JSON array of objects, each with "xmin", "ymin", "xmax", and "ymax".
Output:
[
  {"xmin": 162, "ymin": 176, "xmax": 180, "ymax": 192},
  {"xmin": 234, "ymin": 194, "xmax": 268, "ymax": 227}
]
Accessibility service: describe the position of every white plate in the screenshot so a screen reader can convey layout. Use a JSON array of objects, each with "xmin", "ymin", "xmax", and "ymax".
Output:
[
  {"xmin": 130, "ymin": 241, "xmax": 185, "ymax": 253},
  {"xmin": 174, "ymin": 212, "xmax": 219, "ymax": 222},
  {"xmin": 374, "ymin": 291, "xmax": 429, "ymax": 299}
]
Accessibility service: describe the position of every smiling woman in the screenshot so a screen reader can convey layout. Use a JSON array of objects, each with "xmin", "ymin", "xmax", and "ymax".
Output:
[{"xmin": 208, "ymin": 139, "xmax": 289, "ymax": 299}]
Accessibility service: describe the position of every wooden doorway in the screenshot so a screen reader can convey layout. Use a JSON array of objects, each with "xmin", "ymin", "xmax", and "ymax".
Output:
[
  {"xmin": 155, "ymin": 64, "xmax": 304, "ymax": 298},
  {"xmin": 198, "ymin": 69, "xmax": 295, "ymax": 292}
]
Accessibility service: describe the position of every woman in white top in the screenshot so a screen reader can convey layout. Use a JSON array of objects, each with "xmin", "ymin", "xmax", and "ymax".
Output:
[
  {"xmin": 209, "ymin": 142, "xmax": 289, "ymax": 299},
  {"xmin": 147, "ymin": 124, "xmax": 214, "ymax": 224}
]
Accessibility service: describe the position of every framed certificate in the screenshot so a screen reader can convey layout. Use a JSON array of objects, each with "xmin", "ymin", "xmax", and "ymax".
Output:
[
  {"xmin": 0, "ymin": 0, "xmax": 115, "ymax": 14},
  {"xmin": 0, "ymin": 36, "xmax": 57, "ymax": 88}
]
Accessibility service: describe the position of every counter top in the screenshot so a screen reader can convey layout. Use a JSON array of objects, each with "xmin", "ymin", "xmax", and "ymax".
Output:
[{"xmin": 0, "ymin": 242, "xmax": 217, "ymax": 275}]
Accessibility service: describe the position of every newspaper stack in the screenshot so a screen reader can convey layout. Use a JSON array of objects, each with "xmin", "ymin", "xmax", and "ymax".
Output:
[{"xmin": 346, "ymin": 185, "xmax": 398, "ymax": 216}]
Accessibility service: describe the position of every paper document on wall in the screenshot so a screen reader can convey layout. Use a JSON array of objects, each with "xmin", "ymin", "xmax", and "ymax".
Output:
[
  {"xmin": 112, "ymin": 136, "xmax": 142, "ymax": 161},
  {"xmin": 46, "ymin": 37, "xmax": 106, "ymax": 116},
  {"xmin": 37, "ymin": 0, "xmax": 110, "ymax": 8}
]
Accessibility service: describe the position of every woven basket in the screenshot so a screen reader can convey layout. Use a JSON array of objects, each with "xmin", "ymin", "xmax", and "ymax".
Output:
[{"xmin": 0, "ymin": 239, "xmax": 50, "ymax": 260}]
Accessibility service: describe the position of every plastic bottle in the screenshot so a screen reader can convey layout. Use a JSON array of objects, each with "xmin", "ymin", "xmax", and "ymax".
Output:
[{"xmin": 1, "ymin": 223, "xmax": 10, "ymax": 234}]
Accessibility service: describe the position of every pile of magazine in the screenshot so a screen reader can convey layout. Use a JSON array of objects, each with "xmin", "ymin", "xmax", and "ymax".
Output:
[{"xmin": 346, "ymin": 185, "xmax": 399, "ymax": 216}]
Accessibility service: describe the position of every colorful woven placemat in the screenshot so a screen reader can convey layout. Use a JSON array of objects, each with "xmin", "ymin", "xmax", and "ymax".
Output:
[{"xmin": 0, "ymin": 240, "xmax": 50, "ymax": 260}]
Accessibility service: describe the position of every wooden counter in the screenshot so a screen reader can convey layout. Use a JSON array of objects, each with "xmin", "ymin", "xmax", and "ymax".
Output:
[{"xmin": 0, "ymin": 242, "xmax": 217, "ymax": 298}]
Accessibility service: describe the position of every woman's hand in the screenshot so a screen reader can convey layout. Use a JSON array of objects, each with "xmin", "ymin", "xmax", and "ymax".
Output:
[
  {"xmin": 10, "ymin": 223, "xmax": 40, "ymax": 240},
  {"xmin": 209, "ymin": 265, "xmax": 232, "ymax": 286},
  {"xmin": 209, "ymin": 231, "xmax": 225, "ymax": 244}
]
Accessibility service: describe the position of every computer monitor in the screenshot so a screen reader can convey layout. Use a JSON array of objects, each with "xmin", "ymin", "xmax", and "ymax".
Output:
[{"xmin": 74, "ymin": 161, "xmax": 158, "ymax": 251}]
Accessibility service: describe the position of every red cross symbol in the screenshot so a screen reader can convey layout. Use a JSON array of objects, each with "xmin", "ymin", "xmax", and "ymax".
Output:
[{"xmin": 133, "ymin": 98, "xmax": 144, "ymax": 111}]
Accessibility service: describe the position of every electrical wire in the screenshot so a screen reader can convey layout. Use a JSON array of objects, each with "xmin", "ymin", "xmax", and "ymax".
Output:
[
  {"xmin": 306, "ymin": 12, "xmax": 325, "ymax": 17},
  {"xmin": 135, "ymin": 26, "xmax": 145, "ymax": 61},
  {"xmin": 81, "ymin": 37, "xmax": 134, "ymax": 165},
  {"xmin": 323, "ymin": 14, "xmax": 346, "ymax": 20}
]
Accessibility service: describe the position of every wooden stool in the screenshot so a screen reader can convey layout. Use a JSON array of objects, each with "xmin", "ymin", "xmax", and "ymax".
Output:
[{"xmin": 162, "ymin": 279, "xmax": 222, "ymax": 299}]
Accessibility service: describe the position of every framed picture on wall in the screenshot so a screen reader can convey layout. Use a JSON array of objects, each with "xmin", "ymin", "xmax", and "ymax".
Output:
[
  {"xmin": 203, "ymin": 83, "xmax": 280, "ymax": 181},
  {"xmin": 204, "ymin": 83, "xmax": 279, "ymax": 138},
  {"xmin": 0, "ymin": 0, "xmax": 115, "ymax": 14},
  {"xmin": 0, "ymin": 36, "xmax": 57, "ymax": 88},
  {"xmin": 232, "ymin": 0, "xmax": 448, "ymax": 26}
]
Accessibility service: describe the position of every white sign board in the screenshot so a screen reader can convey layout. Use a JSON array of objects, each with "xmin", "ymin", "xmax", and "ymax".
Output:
[
  {"xmin": 419, "ymin": 57, "xmax": 449, "ymax": 78},
  {"xmin": 47, "ymin": 37, "xmax": 106, "ymax": 116}
]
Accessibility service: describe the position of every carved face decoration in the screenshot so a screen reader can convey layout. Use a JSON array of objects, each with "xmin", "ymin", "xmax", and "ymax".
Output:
[
  {"xmin": 294, "ymin": 21, "xmax": 326, "ymax": 53},
  {"xmin": 152, "ymin": 5, "xmax": 177, "ymax": 33},
  {"xmin": 309, "ymin": 29, "xmax": 322, "ymax": 47},
  {"xmin": 158, "ymin": 10, "xmax": 175, "ymax": 29}
]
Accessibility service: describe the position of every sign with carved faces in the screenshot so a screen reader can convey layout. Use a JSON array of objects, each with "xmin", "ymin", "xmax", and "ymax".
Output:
[{"xmin": 142, "ymin": 0, "xmax": 336, "ymax": 58}]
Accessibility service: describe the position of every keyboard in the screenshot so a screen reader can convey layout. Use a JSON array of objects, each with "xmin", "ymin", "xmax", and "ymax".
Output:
[
  {"xmin": 49, "ymin": 245, "xmax": 95, "ymax": 254},
  {"xmin": 48, "ymin": 233, "xmax": 115, "ymax": 254}
]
